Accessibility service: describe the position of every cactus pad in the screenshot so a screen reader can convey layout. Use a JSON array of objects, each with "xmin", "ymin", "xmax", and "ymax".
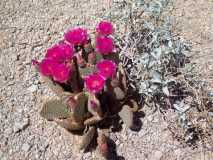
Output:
[
  {"xmin": 79, "ymin": 126, "xmax": 96, "ymax": 150},
  {"xmin": 113, "ymin": 87, "xmax": 125, "ymax": 100},
  {"xmin": 73, "ymin": 92, "xmax": 88, "ymax": 121},
  {"xmin": 79, "ymin": 66, "xmax": 95, "ymax": 78},
  {"xmin": 40, "ymin": 99, "xmax": 71, "ymax": 120},
  {"xmin": 95, "ymin": 53, "xmax": 103, "ymax": 62},
  {"xmin": 42, "ymin": 76, "xmax": 64, "ymax": 97},
  {"xmin": 54, "ymin": 118, "xmax": 84, "ymax": 131}
]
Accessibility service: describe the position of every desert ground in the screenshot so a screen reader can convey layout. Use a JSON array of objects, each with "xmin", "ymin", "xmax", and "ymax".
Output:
[{"xmin": 0, "ymin": 0, "xmax": 212, "ymax": 160}]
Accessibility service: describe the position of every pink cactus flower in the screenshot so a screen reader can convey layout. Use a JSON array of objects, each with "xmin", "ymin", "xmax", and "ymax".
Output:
[
  {"xmin": 39, "ymin": 59, "xmax": 59, "ymax": 76},
  {"xmin": 90, "ymin": 100, "xmax": 98, "ymax": 109},
  {"xmin": 96, "ymin": 21, "xmax": 114, "ymax": 36},
  {"xmin": 32, "ymin": 59, "xmax": 39, "ymax": 66},
  {"xmin": 64, "ymin": 28, "xmax": 88, "ymax": 46},
  {"xmin": 45, "ymin": 43, "xmax": 74, "ymax": 63},
  {"xmin": 84, "ymin": 73, "xmax": 105, "ymax": 93},
  {"xmin": 52, "ymin": 64, "xmax": 71, "ymax": 83},
  {"xmin": 96, "ymin": 36, "xmax": 114, "ymax": 55},
  {"xmin": 96, "ymin": 60, "xmax": 117, "ymax": 79}
]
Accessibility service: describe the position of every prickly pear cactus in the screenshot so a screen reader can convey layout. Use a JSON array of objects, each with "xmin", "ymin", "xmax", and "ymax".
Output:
[
  {"xmin": 40, "ymin": 99, "xmax": 71, "ymax": 121},
  {"xmin": 33, "ymin": 20, "xmax": 141, "ymax": 159},
  {"xmin": 79, "ymin": 126, "xmax": 96, "ymax": 150},
  {"xmin": 72, "ymin": 92, "xmax": 88, "ymax": 122}
]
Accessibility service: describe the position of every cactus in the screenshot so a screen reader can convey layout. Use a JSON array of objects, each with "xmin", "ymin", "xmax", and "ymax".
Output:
[
  {"xmin": 95, "ymin": 53, "xmax": 103, "ymax": 62},
  {"xmin": 33, "ymin": 21, "xmax": 140, "ymax": 159},
  {"xmin": 72, "ymin": 92, "xmax": 88, "ymax": 121},
  {"xmin": 88, "ymin": 52, "xmax": 96, "ymax": 65},
  {"xmin": 40, "ymin": 99, "xmax": 71, "ymax": 121},
  {"xmin": 84, "ymin": 93, "xmax": 103, "ymax": 126},
  {"xmin": 79, "ymin": 66, "xmax": 96, "ymax": 78},
  {"xmin": 79, "ymin": 126, "xmax": 96, "ymax": 150},
  {"xmin": 54, "ymin": 117, "xmax": 84, "ymax": 131},
  {"xmin": 42, "ymin": 76, "xmax": 65, "ymax": 97},
  {"xmin": 113, "ymin": 87, "xmax": 125, "ymax": 100},
  {"xmin": 97, "ymin": 130, "xmax": 109, "ymax": 158}
]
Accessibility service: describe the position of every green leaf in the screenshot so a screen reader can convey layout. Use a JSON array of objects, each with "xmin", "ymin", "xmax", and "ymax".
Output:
[{"xmin": 40, "ymin": 99, "xmax": 71, "ymax": 120}]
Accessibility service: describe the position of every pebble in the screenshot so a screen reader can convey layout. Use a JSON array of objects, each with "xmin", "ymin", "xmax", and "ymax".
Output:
[
  {"xmin": 28, "ymin": 85, "xmax": 37, "ymax": 93},
  {"xmin": 22, "ymin": 143, "xmax": 31, "ymax": 152},
  {"xmin": 115, "ymin": 139, "xmax": 120, "ymax": 146},
  {"xmin": 149, "ymin": 150, "xmax": 163, "ymax": 160},
  {"xmin": 82, "ymin": 152, "xmax": 92, "ymax": 159},
  {"xmin": 138, "ymin": 130, "xmax": 146, "ymax": 137},
  {"xmin": 13, "ymin": 118, "xmax": 29, "ymax": 133},
  {"xmin": 174, "ymin": 148, "xmax": 182, "ymax": 156},
  {"xmin": 147, "ymin": 115, "xmax": 154, "ymax": 122},
  {"xmin": 4, "ymin": 128, "xmax": 13, "ymax": 136}
]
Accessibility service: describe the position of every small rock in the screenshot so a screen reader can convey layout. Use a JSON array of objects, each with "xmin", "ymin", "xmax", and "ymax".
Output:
[
  {"xmin": 138, "ymin": 130, "xmax": 146, "ymax": 137},
  {"xmin": 122, "ymin": 134, "xmax": 127, "ymax": 141},
  {"xmin": 174, "ymin": 148, "xmax": 182, "ymax": 156},
  {"xmin": 110, "ymin": 134, "xmax": 117, "ymax": 142},
  {"xmin": 4, "ymin": 128, "xmax": 13, "ymax": 136},
  {"xmin": 28, "ymin": 85, "xmax": 37, "ymax": 93},
  {"xmin": 22, "ymin": 143, "xmax": 31, "ymax": 152},
  {"xmin": 13, "ymin": 118, "xmax": 29, "ymax": 133},
  {"xmin": 147, "ymin": 115, "xmax": 154, "ymax": 122},
  {"xmin": 82, "ymin": 152, "xmax": 92, "ymax": 159},
  {"xmin": 149, "ymin": 150, "xmax": 163, "ymax": 160},
  {"xmin": 0, "ymin": 150, "xmax": 3, "ymax": 157},
  {"xmin": 115, "ymin": 140, "xmax": 120, "ymax": 146}
]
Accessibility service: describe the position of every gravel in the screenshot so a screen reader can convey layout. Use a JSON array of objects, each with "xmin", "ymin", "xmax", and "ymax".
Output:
[
  {"xmin": 13, "ymin": 117, "xmax": 30, "ymax": 133},
  {"xmin": 0, "ymin": 0, "xmax": 212, "ymax": 160}
]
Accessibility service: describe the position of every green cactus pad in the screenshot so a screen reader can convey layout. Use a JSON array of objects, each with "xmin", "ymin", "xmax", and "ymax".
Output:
[
  {"xmin": 55, "ymin": 118, "xmax": 84, "ymax": 131},
  {"xmin": 79, "ymin": 66, "xmax": 95, "ymax": 77},
  {"xmin": 61, "ymin": 92, "xmax": 75, "ymax": 105},
  {"xmin": 40, "ymin": 99, "xmax": 71, "ymax": 120},
  {"xmin": 42, "ymin": 76, "xmax": 64, "ymax": 97},
  {"xmin": 73, "ymin": 93, "xmax": 88, "ymax": 121},
  {"xmin": 95, "ymin": 53, "xmax": 103, "ymax": 62},
  {"xmin": 79, "ymin": 126, "xmax": 96, "ymax": 150}
]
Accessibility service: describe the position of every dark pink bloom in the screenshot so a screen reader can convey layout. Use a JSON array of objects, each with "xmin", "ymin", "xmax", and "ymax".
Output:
[
  {"xmin": 90, "ymin": 100, "xmax": 98, "ymax": 109},
  {"xmin": 52, "ymin": 64, "xmax": 71, "ymax": 83},
  {"xmin": 96, "ymin": 21, "xmax": 114, "ymax": 36},
  {"xmin": 84, "ymin": 73, "xmax": 105, "ymax": 93},
  {"xmin": 39, "ymin": 59, "xmax": 59, "ymax": 76},
  {"xmin": 45, "ymin": 43, "xmax": 74, "ymax": 63},
  {"xmin": 96, "ymin": 60, "xmax": 117, "ymax": 79},
  {"xmin": 32, "ymin": 59, "xmax": 39, "ymax": 66},
  {"xmin": 64, "ymin": 28, "xmax": 88, "ymax": 45},
  {"xmin": 96, "ymin": 36, "xmax": 114, "ymax": 55}
]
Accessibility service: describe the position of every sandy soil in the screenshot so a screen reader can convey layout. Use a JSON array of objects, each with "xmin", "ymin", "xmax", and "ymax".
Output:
[
  {"xmin": 0, "ymin": 0, "xmax": 212, "ymax": 160},
  {"xmin": 173, "ymin": 0, "xmax": 213, "ymax": 87}
]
